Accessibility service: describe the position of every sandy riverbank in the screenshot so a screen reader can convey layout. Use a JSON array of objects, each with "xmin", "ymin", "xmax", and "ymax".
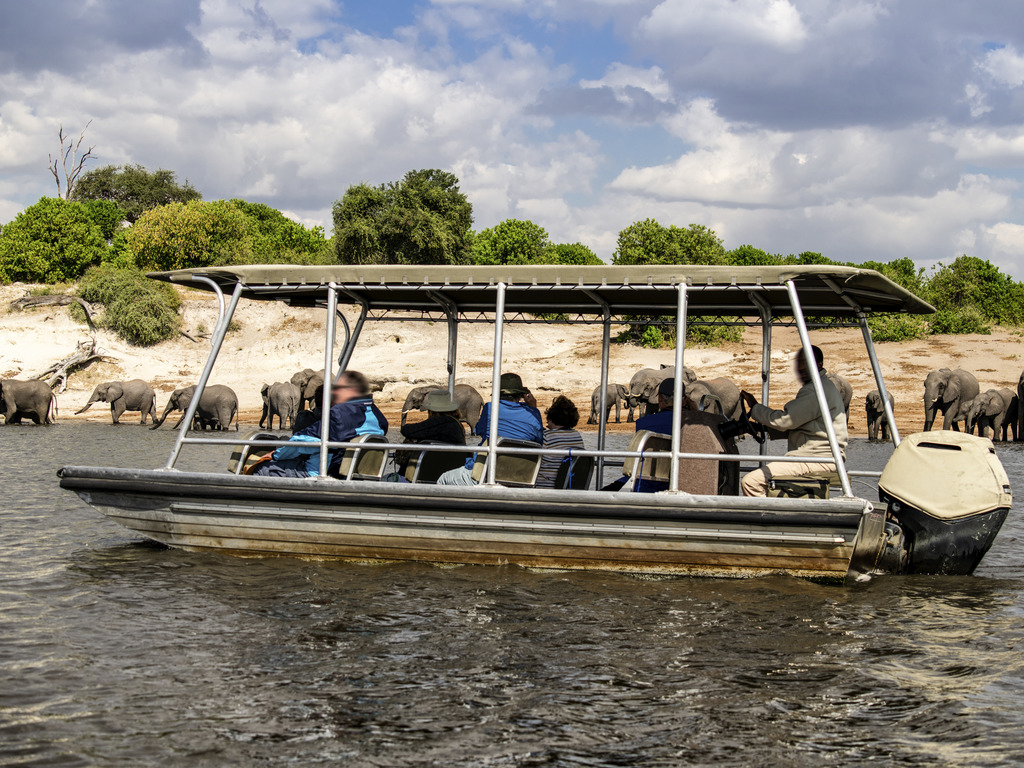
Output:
[{"xmin": 2, "ymin": 282, "xmax": 1022, "ymax": 436}]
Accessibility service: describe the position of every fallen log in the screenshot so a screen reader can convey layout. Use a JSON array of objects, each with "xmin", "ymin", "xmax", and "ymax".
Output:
[
  {"xmin": 29, "ymin": 339, "xmax": 119, "ymax": 393},
  {"xmin": 9, "ymin": 294, "xmax": 98, "ymax": 330}
]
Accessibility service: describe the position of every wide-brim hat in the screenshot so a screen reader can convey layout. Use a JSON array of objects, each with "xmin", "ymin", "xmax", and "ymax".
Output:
[
  {"xmin": 423, "ymin": 389, "xmax": 459, "ymax": 412},
  {"xmin": 499, "ymin": 372, "xmax": 529, "ymax": 396}
]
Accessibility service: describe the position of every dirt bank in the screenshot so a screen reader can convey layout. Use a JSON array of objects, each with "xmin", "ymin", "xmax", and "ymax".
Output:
[{"xmin": 3, "ymin": 282, "xmax": 1022, "ymax": 436}]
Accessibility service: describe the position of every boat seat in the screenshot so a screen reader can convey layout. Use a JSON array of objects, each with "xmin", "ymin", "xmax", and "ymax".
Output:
[
  {"xmin": 470, "ymin": 438, "xmax": 543, "ymax": 487},
  {"xmin": 621, "ymin": 412, "xmax": 740, "ymax": 494},
  {"xmin": 768, "ymin": 470, "xmax": 842, "ymax": 499},
  {"xmin": 227, "ymin": 429, "xmax": 288, "ymax": 475},
  {"xmin": 403, "ymin": 443, "xmax": 473, "ymax": 484},
  {"xmin": 333, "ymin": 434, "xmax": 389, "ymax": 481},
  {"xmin": 553, "ymin": 454, "xmax": 595, "ymax": 490}
]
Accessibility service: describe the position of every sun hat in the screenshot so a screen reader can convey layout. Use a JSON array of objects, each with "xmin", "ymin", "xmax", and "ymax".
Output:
[
  {"xmin": 423, "ymin": 389, "xmax": 459, "ymax": 412},
  {"xmin": 499, "ymin": 372, "xmax": 529, "ymax": 396}
]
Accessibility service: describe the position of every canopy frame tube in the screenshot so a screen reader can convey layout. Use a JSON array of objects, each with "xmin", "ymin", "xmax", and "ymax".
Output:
[
  {"xmin": 336, "ymin": 289, "xmax": 368, "ymax": 378},
  {"xmin": 428, "ymin": 290, "xmax": 460, "ymax": 395},
  {"xmin": 164, "ymin": 280, "xmax": 244, "ymax": 470},
  {"xmin": 858, "ymin": 314, "xmax": 901, "ymax": 447},
  {"xmin": 785, "ymin": 280, "xmax": 853, "ymax": 497}
]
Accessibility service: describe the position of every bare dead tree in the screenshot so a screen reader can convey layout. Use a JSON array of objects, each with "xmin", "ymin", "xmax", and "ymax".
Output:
[{"xmin": 48, "ymin": 121, "xmax": 96, "ymax": 200}]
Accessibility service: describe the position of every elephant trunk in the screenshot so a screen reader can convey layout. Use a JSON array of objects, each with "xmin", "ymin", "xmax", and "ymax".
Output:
[
  {"xmin": 923, "ymin": 399, "xmax": 938, "ymax": 432},
  {"xmin": 150, "ymin": 400, "xmax": 175, "ymax": 430},
  {"xmin": 75, "ymin": 400, "xmax": 95, "ymax": 415}
]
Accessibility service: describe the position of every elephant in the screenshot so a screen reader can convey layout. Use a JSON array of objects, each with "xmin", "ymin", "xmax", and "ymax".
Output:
[
  {"xmin": 260, "ymin": 381, "xmax": 301, "ymax": 430},
  {"xmin": 588, "ymin": 383, "xmax": 637, "ymax": 424},
  {"xmin": 923, "ymin": 368, "xmax": 979, "ymax": 431},
  {"xmin": 865, "ymin": 390, "xmax": 895, "ymax": 441},
  {"xmin": 151, "ymin": 384, "xmax": 239, "ymax": 431},
  {"xmin": 659, "ymin": 364, "xmax": 699, "ymax": 384},
  {"xmin": 290, "ymin": 368, "xmax": 324, "ymax": 409},
  {"xmin": 401, "ymin": 383, "xmax": 484, "ymax": 429},
  {"xmin": 686, "ymin": 377, "xmax": 742, "ymax": 420},
  {"xmin": 967, "ymin": 388, "xmax": 1018, "ymax": 442},
  {"xmin": 76, "ymin": 379, "xmax": 157, "ymax": 424},
  {"xmin": 825, "ymin": 372, "xmax": 853, "ymax": 421},
  {"xmin": 0, "ymin": 379, "xmax": 57, "ymax": 424},
  {"xmin": 1017, "ymin": 369, "xmax": 1024, "ymax": 442}
]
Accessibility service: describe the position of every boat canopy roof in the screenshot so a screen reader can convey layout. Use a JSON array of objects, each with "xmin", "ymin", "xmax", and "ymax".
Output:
[{"xmin": 149, "ymin": 264, "xmax": 934, "ymax": 320}]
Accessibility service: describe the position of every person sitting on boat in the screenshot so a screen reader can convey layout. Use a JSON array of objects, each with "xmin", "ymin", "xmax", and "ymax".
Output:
[
  {"xmin": 395, "ymin": 389, "xmax": 466, "ymax": 475},
  {"xmin": 602, "ymin": 378, "xmax": 694, "ymax": 493},
  {"xmin": 436, "ymin": 372, "xmax": 543, "ymax": 486},
  {"xmin": 739, "ymin": 346, "xmax": 847, "ymax": 497},
  {"xmin": 252, "ymin": 370, "xmax": 388, "ymax": 478},
  {"xmin": 535, "ymin": 395, "xmax": 585, "ymax": 489}
]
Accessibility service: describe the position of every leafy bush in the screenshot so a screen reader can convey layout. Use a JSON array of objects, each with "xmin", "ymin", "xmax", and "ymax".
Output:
[
  {"xmin": 544, "ymin": 242, "xmax": 603, "ymax": 265},
  {"xmin": 686, "ymin": 321, "xmax": 742, "ymax": 346},
  {"xmin": 229, "ymin": 199, "xmax": 330, "ymax": 264},
  {"xmin": 77, "ymin": 266, "xmax": 181, "ymax": 345},
  {"xmin": 125, "ymin": 200, "xmax": 257, "ymax": 271},
  {"xmin": 867, "ymin": 313, "xmax": 929, "ymax": 342},
  {"xmin": 0, "ymin": 197, "xmax": 107, "ymax": 283},
  {"xmin": 639, "ymin": 326, "xmax": 664, "ymax": 348},
  {"xmin": 928, "ymin": 307, "xmax": 991, "ymax": 336}
]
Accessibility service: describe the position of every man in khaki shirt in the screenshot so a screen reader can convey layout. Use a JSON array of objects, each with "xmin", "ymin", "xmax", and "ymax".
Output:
[{"xmin": 739, "ymin": 346, "xmax": 848, "ymax": 497}]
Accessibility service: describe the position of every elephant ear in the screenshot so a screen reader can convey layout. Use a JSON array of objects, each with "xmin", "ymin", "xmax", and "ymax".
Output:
[
  {"xmin": 946, "ymin": 378, "xmax": 962, "ymax": 401},
  {"xmin": 261, "ymin": 383, "xmax": 270, "ymax": 395},
  {"xmin": 107, "ymin": 383, "xmax": 124, "ymax": 401}
]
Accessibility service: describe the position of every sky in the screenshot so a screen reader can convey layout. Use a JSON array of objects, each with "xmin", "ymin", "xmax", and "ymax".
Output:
[{"xmin": 2, "ymin": 0, "xmax": 1024, "ymax": 275}]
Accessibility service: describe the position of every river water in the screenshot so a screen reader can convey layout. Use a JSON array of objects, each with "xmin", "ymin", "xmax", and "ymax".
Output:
[{"xmin": 3, "ymin": 423, "xmax": 1023, "ymax": 766}]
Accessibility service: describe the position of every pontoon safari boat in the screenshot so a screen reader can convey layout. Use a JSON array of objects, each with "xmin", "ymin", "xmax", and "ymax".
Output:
[{"xmin": 59, "ymin": 265, "xmax": 1012, "ymax": 584}]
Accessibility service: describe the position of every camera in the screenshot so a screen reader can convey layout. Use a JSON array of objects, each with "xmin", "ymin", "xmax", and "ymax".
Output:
[{"xmin": 717, "ymin": 419, "xmax": 747, "ymax": 441}]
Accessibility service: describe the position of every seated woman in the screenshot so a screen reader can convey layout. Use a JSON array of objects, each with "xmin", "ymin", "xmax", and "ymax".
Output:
[
  {"xmin": 535, "ymin": 395, "xmax": 585, "ymax": 489},
  {"xmin": 396, "ymin": 390, "xmax": 466, "ymax": 474}
]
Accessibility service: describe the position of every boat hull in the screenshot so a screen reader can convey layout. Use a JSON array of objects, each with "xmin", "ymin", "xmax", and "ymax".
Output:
[{"xmin": 59, "ymin": 466, "xmax": 886, "ymax": 583}]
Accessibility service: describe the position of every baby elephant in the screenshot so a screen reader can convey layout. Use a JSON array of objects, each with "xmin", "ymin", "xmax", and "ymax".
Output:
[
  {"xmin": 967, "ymin": 388, "xmax": 1018, "ymax": 442},
  {"xmin": 865, "ymin": 390, "xmax": 895, "ymax": 441},
  {"xmin": 76, "ymin": 379, "xmax": 157, "ymax": 424},
  {"xmin": 588, "ymin": 383, "xmax": 635, "ymax": 424}
]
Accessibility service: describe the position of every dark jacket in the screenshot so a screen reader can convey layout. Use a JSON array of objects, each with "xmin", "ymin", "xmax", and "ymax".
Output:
[{"xmin": 276, "ymin": 396, "xmax": 388, "ymax": 475}]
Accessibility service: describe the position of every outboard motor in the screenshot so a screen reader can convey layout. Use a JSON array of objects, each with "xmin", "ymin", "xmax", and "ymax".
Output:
[{"xmin": 878, "ymin": 432, "xmax": 1012, "ymax": 575}]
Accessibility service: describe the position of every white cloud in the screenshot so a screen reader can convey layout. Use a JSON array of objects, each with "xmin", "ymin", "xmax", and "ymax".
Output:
[
  {"xmin": 639, "ymin": 0, "xmax": 807, "ymax": 49},
  {"xmin": 980, "ymin": 45, "xmax": 1024, "ymax": 88},
  {"xmin": 579, "ymin": 64, "xmax": 672, "ymax": 102}
]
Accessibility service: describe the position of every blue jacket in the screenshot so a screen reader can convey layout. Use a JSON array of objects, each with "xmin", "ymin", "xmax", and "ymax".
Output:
[
  {"xmin": 273, "ymin": 396, "xmax": 388, "ymax": 476},
  {"xmin": 466, "ymin": 399, "xmax": 543, "ymax": 469},
  {"xmin": 635, "ymin": 409, "xmax": 675, "ymax": 435}
]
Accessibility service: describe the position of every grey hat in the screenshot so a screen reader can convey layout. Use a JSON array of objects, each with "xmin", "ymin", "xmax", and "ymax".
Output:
[
  {"xmin": 499, "ymin": 372, "xmax": 530, "ymax": 396},
  {"xmin": 423, "ymin": 389, "xmax": 458, "ymax": 412}
]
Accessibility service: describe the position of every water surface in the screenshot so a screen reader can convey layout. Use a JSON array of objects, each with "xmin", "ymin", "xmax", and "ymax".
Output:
[{"xmin": 2, "ymin": 424, "xmax": 1022, "ymax": 766}]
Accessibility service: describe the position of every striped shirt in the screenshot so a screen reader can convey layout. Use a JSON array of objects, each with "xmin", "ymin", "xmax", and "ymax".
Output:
[{"xmin": 536, "ymin": 428, "xmax": 585, "ymax": 488}]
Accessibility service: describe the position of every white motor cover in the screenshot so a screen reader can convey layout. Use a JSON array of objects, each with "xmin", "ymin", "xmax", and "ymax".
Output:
[{"xmin": 878, "ymin": 431, "xmax": 1012, "ymax": 520}]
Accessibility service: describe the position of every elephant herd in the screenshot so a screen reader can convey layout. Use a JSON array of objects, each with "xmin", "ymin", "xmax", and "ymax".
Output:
[
  {"xmin": 921, "ymin": 367, "xmax": 1024, "ymax": 442},
  {"xmin": 4, "ymin": 360, "xmax": 1024, "ymax": 444}
]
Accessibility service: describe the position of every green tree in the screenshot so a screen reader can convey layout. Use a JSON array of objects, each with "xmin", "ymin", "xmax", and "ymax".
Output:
[
  {"xmin": 545, "ymin": 242, "xmax": 603, "ymax": 265},
  {"xmin": 72, "ymin": 164, "xmax": 201, "ymax": 223},
  {"xmin": 332, "ymin": 169, "xmax": 473, "ymax": 265},
  {"xmin": 612, "ymin": 219, "xmax": 725, "ymax": 265},
  {"xmin": 471, "ymin": 219, "xmax": 551, "ymax": 265},
  {"xmin": 77, "ymin": 265, "xmax": 181, "ymax": 345},
  {"xmin": 124, "ymin": 200, "xmax": 256, "ymax": 271},
  {"xmin": 0, "ymin": 197, "xmax": 107, "ymax": 283},
  {"xmin": 726, "ymin": 244, "xmax": 782, "ymax": 266},
  {"xmin": 229, "ymin": 199, "xmax": 329, "ymax": 263},
  {"xmin": 79, "ymin": 199, "xmax": 125, "ymax": 241},
  {"xmin": 924, "ymin": 255, "xmax": 1024, "ymax": 325}
]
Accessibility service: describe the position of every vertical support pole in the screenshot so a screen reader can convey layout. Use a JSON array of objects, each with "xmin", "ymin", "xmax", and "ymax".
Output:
[
  {"xmin": 859, "ymin": 314, "xmax": 901, "ymax": 447},
  {"xmin": 668, "ymin": 283, "xmax": 688, "ymax": 492},
  {"xmin": 759, "ymin": 305, "xmax": 772, "ymax": 457},
  {"xmin": 785, "ymin": 280, "xmax": 853, "ymax": 497},
  {"xmin": 318, "ymin": 284, "xmax": 338, "ymax": 478},
  {"xmin": 165, "ymin": 281, "xmax": 244, "ymax": 470},
  {"xmin": 596, "ymin": 310, "xmax": 611, "ymax": 489},
  {"xmin": 336, "ymin": 301, "xmax": 367, "ymax": 379},
  {"xmin": 446, "ymin": 311, "xmax": 458, "ymax": 395},
  {"xmin": 485, "ymin": 282, "xmax": 507, "ymax": 486}
]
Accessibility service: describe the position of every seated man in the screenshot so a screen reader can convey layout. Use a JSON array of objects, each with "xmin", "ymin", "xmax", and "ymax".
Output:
[
  {"xmin": 395, "ymin": 389, "xmax": 466, "ymax": 475},
  {"xmin": 436, "ymin": 372, "xmax": 543, "ymax": 486},
  {"xmin": 604, "ymin": 377, "xmax": 694, "ymax": 492},
  {"xmin": 253, "ymin": 370, "xmax": 388, "ymax": 478},
  {"xmin": 739, "ymin": 346, "xmax": 847, "ymax": 497}
]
